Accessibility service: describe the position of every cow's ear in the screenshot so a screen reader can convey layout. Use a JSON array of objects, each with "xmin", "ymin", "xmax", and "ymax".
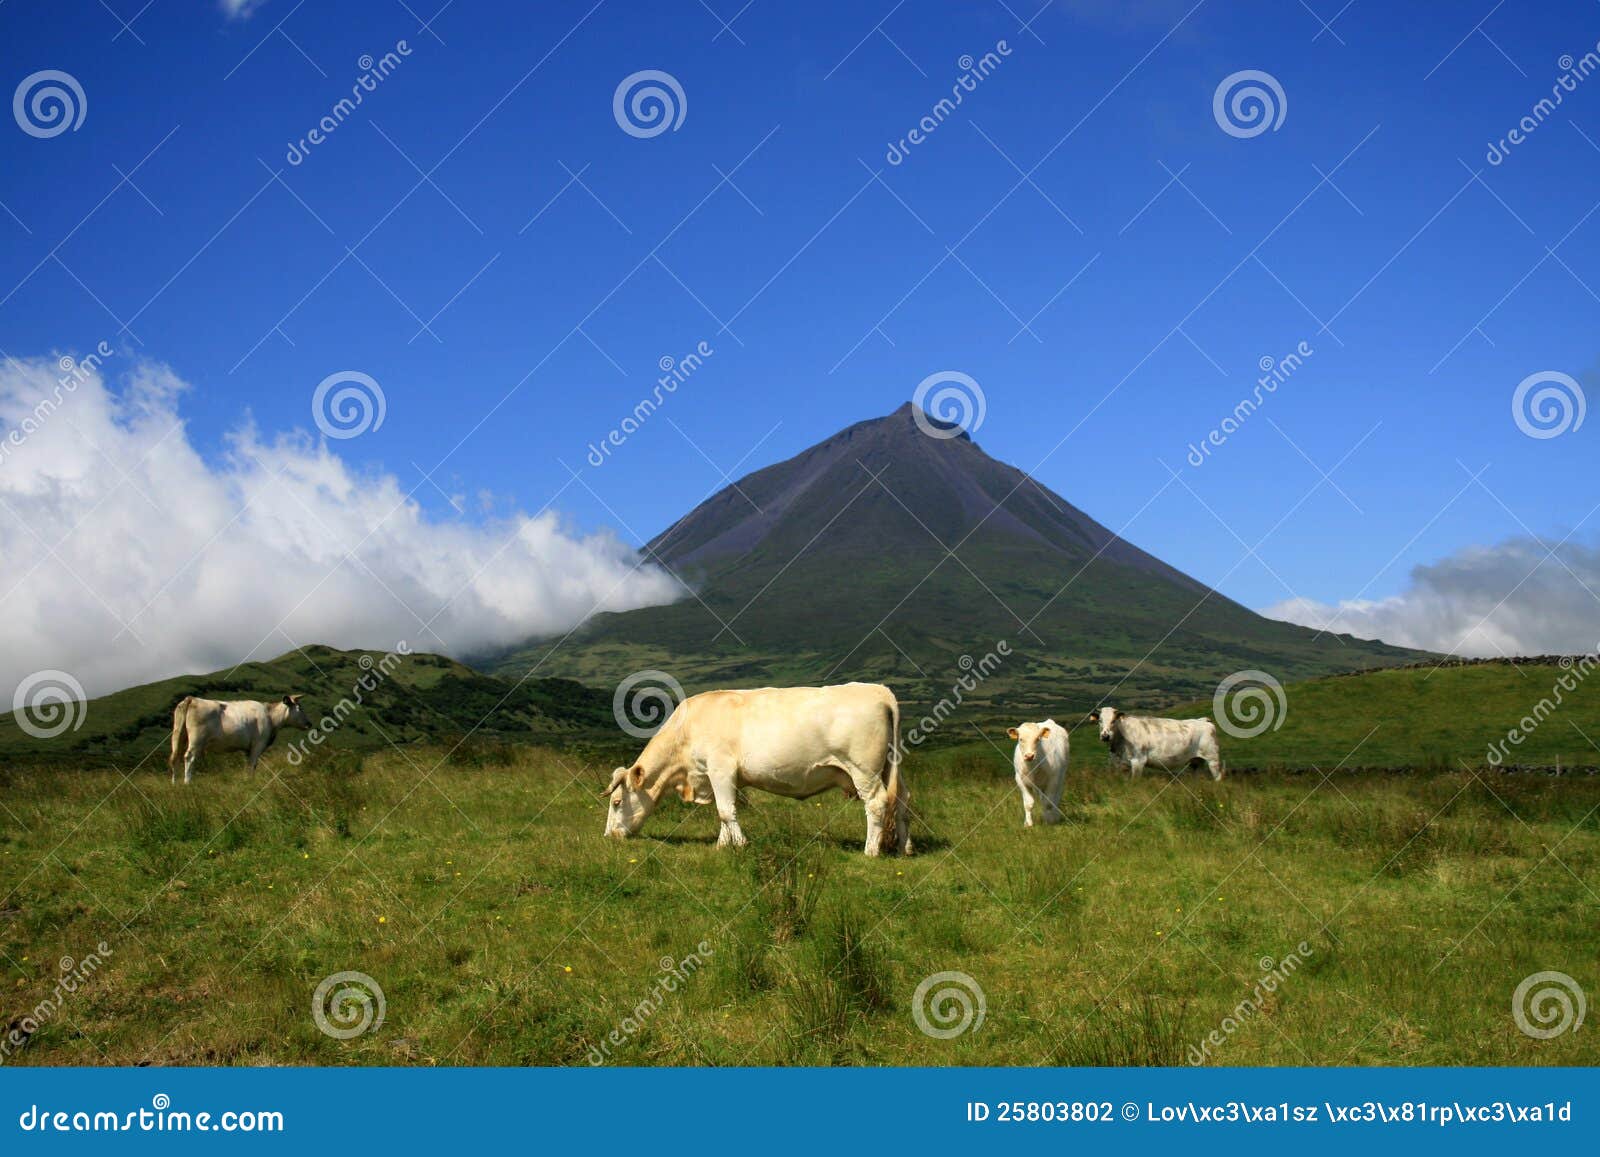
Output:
[
  {"xmin": 1038, "ymin": 727, "xmax": 1050, "ymax": 738},
  {"xmin": 1006, "ymin": 727, "xmax": 1019, "ymax": 740},
  {"xmin": 628, "ymin": 765, "xmax": 646, "ymax": 790},
  {"xmin": 1086, "ymin": 708, "xmax": 1099, "ymax": 722},
  {"xmin": 282, "ymin": 695, "xmax": 294, "ymax": 707}
]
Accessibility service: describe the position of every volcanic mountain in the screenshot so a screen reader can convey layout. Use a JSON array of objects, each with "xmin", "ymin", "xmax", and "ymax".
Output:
[{"xmin": 488, "ymin": 404, "xmax": 1423, "ymax": 718}]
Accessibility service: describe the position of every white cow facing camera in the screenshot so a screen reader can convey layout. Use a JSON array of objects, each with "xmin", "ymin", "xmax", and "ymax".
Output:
[{"xmin": 1007, "ymin": 719, "xmax": 1068, "ymax": 827}]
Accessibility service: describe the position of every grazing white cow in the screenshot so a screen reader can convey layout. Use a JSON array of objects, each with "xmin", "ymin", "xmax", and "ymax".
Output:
[
  {"xmin": 1008, "ymin": 720, "xmax": 1068, "ymax": 827},
  {"xmin": 1088, "ymin": 706, "xmax": 1223, "ymax": 781},
  {"xmin": 602, "ymin": 682, "xmax": 911, "ymax": 856},
  {"xmin": 168, "ymin": 694, "xmax": 312, "ymax": 784}
]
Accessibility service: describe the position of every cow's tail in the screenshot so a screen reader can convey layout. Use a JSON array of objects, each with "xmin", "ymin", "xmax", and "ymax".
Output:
[
  {"xmin": 168, "ymin": 696, "xmax": 192, "ymax": 774},
  {"xmin": 880, "ymin": 693, "xmax": 908, "ymax": 856}
]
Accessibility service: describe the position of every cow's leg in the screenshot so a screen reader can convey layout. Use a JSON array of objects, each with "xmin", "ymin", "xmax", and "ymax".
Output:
[
  {"xmin": 707, "ymin": 764, "xmax": 747, "ymax": 849},
  {"xmin": 169, "ymin": 719, "xmax": 186, "ymax": 785},
  {"xmin": 838, "ymin": 762, "xmax": 890, "ymax": 856},
  {"xmin": 182, "ymin": 740, "xmax": 202, "ymax": 785},
  {"xmin": 247, "ymin": 735, "xmax": 270, "ymax": 772},
  {"xmin": 1016, "ymin": 772, "xmax": 1036, "ymax": 827},
  {"xmin": 1129, "ymin": 756, "xmax": 1147, "ymax": 779},
  {"xmin": 1042, "ymin": 767, "xmax": 1065, "ymax": 824}
]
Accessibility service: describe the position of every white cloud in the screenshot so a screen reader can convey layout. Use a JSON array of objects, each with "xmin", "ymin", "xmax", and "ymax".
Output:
[
  {"xmin": 1265, "ymin": 538, "xmax": 1600, "ymax": 658},
  {"xmin": 219, "ymin": 0, "xmax": 269, "ymax": 20},
  {"xmin": 0, "ymin": 356, "xmax": 681, "ymax": 698}
]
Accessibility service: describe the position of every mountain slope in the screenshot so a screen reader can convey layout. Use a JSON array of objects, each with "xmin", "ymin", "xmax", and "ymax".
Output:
[
  {"xmin": 489, "ymin": 403, "xmax": 1425, "ymax": 714},
  {"xmin": 0, "ymin": 646, "xmax": 612, "ymax": 767}
]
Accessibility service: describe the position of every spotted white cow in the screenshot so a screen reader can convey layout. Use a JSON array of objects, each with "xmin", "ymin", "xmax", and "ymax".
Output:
[
  {"xmin": 1007, "ymin": 719, "xmax": 1068, "ymax": 827},
  {"xmin": 1089, "ymin": 706, "xmax": 1223, "ymax": 780},
  {"xmin": 602, "ymin": 682, "xmax": 911, "ymax": 856},
  {"xmin": 168, "ymin": 695, "xmax": 312, "ymax": 784}
]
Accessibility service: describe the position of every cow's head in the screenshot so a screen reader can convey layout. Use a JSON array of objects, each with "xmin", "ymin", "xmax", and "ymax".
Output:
[
  {"xmin": 1088, "ymin": 706, "xmax": 1120, "ymax": 744},
  {"xmin": 281, "ymin": 694, "xmax": 311, "ymax": 729},
  {"xmin": 601, "ymin": 764, "xmax": 654, "ymax": 839},
  {"xmin": 1007, "ymin": 722, "xmax": 1052, "ymax": 763}
]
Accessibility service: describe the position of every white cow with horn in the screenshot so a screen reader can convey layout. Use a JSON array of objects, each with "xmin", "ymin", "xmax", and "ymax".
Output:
[
  {"xmin": 602, "ymin": 682, "xmax": 911, "ymax": 856},
  {"xmin": 168, "ymin": 694, "xmax": 312, "ymax": 784},
  {"xmin": 1088, "ymin": 706, "xmax": 1223, "ymax": 781}
]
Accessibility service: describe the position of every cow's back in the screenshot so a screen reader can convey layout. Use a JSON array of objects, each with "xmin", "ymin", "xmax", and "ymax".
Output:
[{"xmin": 680, "ymin": 683, "xmax": 895, "ymax": 771}]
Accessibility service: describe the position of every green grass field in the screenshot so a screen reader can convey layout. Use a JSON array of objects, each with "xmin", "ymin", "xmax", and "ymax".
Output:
[{"xmin": 2, "ymin": 736, "xmax": 1596, "ymax": 1066}]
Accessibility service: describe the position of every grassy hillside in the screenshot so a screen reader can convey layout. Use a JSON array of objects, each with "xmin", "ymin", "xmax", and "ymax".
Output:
[
  {"xmin": 1, "ymin": 745, "xmax": 1594, "ymax": 1066},
  {"xmin": 1163, "ymin": 658, "xmax": 1600, "ymax": 772},
  {"xmin": 489, "ymin": 541, "xmax": 1424, "ymax": 720},
  {"xmin": 0, "ymin": 646, "xmax": 613, "ymax": 769}
]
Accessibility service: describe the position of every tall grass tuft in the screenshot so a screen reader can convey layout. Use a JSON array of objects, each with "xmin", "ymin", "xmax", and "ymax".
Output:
[
  {"xmin": 1049, "ymin": 995, "xmax": 1189, "ymax": 1066},
  {"xmin": 750, "ymin": 840, "xmax": 826, "ymax": 944}
]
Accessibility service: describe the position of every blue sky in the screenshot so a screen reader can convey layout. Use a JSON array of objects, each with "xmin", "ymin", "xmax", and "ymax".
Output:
[{"xmin": 2, "ymin": 0, "xmax": 1598, "ymax": 688}]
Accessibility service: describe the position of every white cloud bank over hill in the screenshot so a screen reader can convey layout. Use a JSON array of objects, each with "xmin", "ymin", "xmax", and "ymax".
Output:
[
  {"xmin": 0, "ymin": 357, "xmax": 681, "ymax": 698},
  {"xmin": 1266, "ymin": 538, "xmax": 1600, "ymax": 658}
]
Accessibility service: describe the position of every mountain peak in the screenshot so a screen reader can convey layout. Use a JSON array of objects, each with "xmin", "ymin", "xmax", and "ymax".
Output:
[{"xmin": 645, "ymin": 403, "xmax": 1193, "ymax": 588}]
